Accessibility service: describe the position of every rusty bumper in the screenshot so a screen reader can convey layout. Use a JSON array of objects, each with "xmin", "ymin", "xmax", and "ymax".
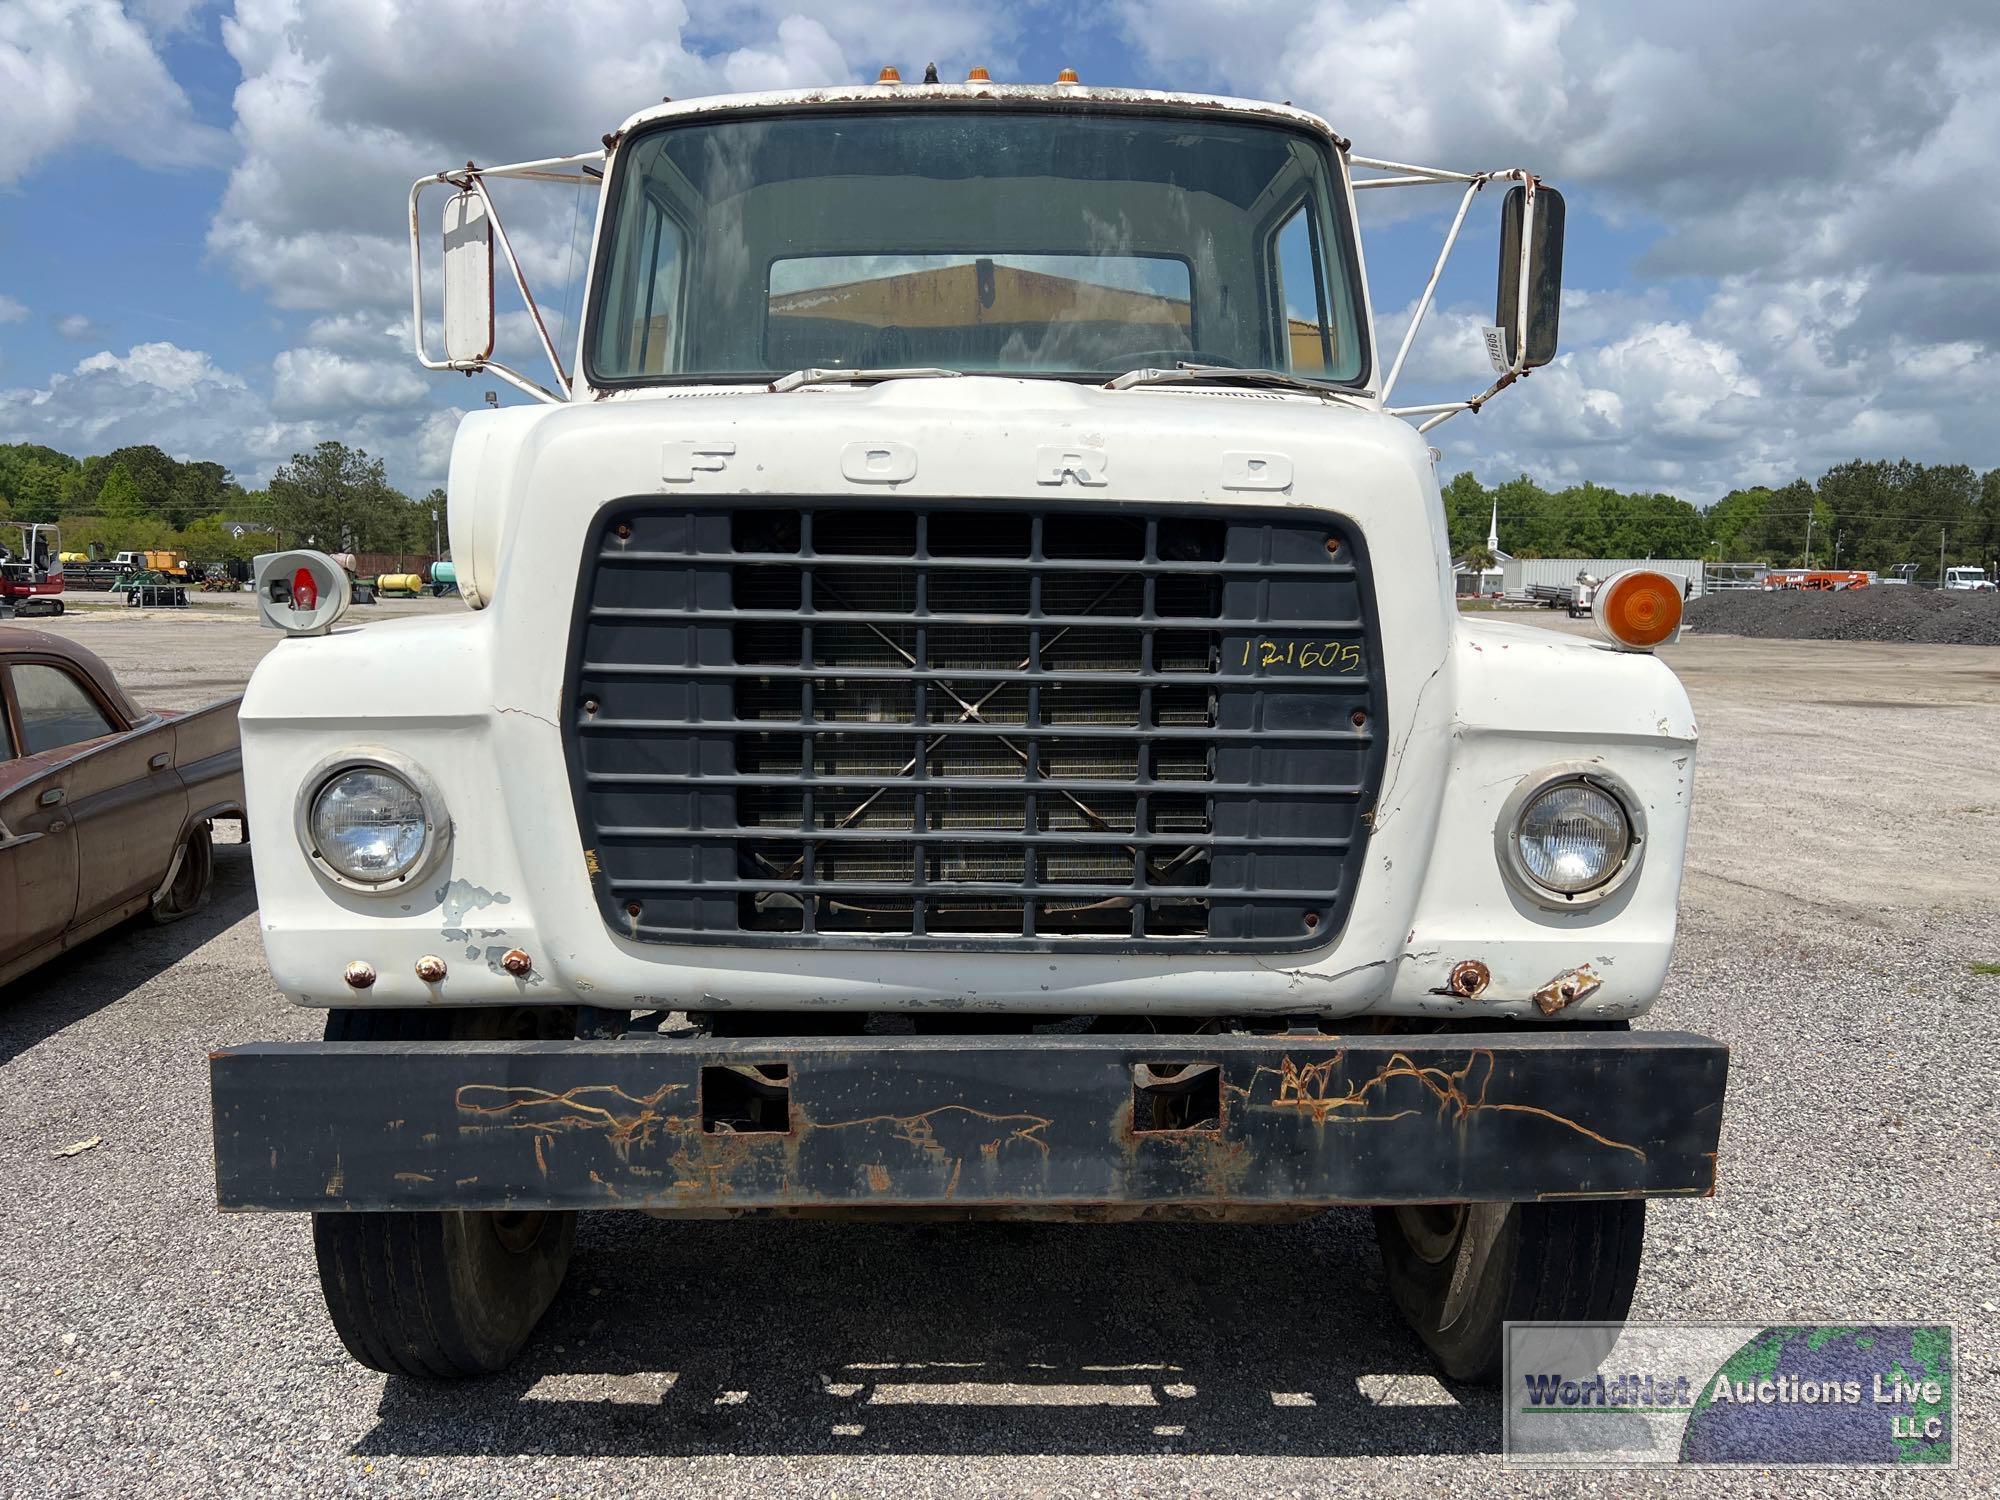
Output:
[{"xmin": 210, "ymin": 1030, "xmax": 1727, "ymax": 1213}]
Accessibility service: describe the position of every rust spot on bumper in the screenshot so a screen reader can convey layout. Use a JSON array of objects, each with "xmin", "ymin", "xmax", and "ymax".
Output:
[{"xmin": 1534, "ymin": 965, "xmax": 1603, "ymax": 1015}]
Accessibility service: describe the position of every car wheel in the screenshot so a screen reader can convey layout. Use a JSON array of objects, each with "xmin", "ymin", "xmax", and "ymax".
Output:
[
  {"xmin": 313, "ymin": 1005, "xmax": 578, "ymax": 1378},
  {"xmin": 1373, "ymin": 1198, "xmax": 1646, "ymax": 1384},
  {"xmin": 149, "ymin": 821, "xmax": 214, "ymax": 924}
]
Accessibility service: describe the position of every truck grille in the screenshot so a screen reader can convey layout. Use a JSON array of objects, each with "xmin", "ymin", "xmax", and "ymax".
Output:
[{"xmin": 565, "ymin": 501, "xmax": 1384, "ymax": 951}]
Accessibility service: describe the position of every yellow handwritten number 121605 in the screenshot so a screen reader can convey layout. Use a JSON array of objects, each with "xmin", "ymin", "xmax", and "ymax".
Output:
[{"xmin": 1241, "ymin": 640, "xmax": 1364, "ymax": 672}]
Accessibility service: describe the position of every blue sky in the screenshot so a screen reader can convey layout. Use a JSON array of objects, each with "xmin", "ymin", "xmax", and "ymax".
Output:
[{"xmin": 3, "ymin": 1, "xmax": 1997, "ymax": 504}]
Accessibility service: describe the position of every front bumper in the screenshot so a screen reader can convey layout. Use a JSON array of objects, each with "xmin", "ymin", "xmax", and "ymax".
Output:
[{"xmin": 211, "ymin": 1029, "xmax": 1727, "ymax": 1213}]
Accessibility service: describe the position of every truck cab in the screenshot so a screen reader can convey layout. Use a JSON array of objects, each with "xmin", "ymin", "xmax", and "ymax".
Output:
[{"xmin": 211, "ymin": 75, "xmax": 1727, "ymax": 1385}]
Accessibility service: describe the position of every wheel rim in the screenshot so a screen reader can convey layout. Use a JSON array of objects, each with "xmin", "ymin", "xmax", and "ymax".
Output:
[
  {"xmin": 168, "ymin": 845, "xmax": 202, "ymax": 908},
  {"xmin": 1394, "ymin": 1203, "xmax": 1467, "ymax": 1265}
]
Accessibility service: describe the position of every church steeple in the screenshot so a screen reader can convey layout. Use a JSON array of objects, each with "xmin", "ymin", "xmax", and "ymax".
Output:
[{"xmin": 1487, "ymin": 498, "xmax": 1500, "ymax": 553}]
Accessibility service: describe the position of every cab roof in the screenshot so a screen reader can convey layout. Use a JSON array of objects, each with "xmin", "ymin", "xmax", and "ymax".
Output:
[{"xmin": 610, "ymin": 83, "xmax": 1349, "ymax": 153}]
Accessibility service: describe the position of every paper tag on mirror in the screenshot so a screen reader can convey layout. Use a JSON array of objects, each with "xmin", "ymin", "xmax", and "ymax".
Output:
[{"xmin": 1481, "ymin": 325, "xmax": 1511, "ymax": 373}]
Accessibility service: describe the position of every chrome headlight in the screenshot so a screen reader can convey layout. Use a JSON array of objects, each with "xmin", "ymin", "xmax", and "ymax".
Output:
[
  {"xmin": 297, "ymin": 755, "xmax": 447, "ymax": 890},
  {"xmin": 1496, "ymin": 767, "xmax": 1643, "ymax": 907}
]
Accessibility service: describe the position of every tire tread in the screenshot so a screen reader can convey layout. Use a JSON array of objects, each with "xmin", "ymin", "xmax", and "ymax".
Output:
[{"xmin": 312, "ymin": 1006, "xmax": 572, "ymax": 1380}]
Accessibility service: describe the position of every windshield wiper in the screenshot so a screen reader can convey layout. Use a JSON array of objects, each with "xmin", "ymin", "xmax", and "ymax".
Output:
[
  {"xmin": 1106, "ymin": 364, "xmax": 1373, "ymax": 405},
  {"xmin": 770, "ymin": 367, "xmax": 964, "ymax": 393}
]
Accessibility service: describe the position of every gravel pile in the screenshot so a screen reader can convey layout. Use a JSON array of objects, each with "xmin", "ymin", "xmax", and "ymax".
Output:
[{"xmin": 1685, "ymin": 586, "xmax": 2000, "ymax": 644}]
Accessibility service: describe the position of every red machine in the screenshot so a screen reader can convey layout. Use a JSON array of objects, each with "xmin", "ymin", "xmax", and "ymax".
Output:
[
  {"xmin": 1761, "ymin": 568, "xmax": 1870, "ymax": 591},
  {"xmin": 0, "ymin": 524, "xmax": 65, "ymax": 617}
]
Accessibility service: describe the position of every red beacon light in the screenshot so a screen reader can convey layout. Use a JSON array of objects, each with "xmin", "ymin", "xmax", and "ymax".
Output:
[{"xmin": 290, "ymin": 566, "xmax": 318, "ymax": 612}]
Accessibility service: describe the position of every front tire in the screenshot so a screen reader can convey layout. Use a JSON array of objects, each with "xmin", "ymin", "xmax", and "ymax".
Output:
[
  {"xmin": 312, "ymin": 1005, "xmax": 577, "ymax": 1378},
  {"xmin": 149, "ymin": 822, "xmax": 213, "ymax": 923},
  {"xmin": 1373, "ymin": 1199, "xmax": 1646, "ymax": 1384}
]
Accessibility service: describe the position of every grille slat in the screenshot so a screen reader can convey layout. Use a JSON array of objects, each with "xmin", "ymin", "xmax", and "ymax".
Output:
[{"xmin": 567, "ymin": 501, "xmax": 1382, "ymax": 951}]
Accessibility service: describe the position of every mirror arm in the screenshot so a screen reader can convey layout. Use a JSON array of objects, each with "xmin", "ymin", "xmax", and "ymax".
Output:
[
  {"xmin": 408, "ymin": 153, "xmax": 603, "ymax": 405},
  {"xmin": 1411, "ymin": 368, "xmax": 1523, "ymax": 434},
  {"xmin": 1369, "ymin": 164, "xmax": 1548, "ymax": 433},
  {"xmin": 481, "ymin": 361, "xmax": 568, "ymax": 406},
  {"xmin": 462, "ymin": 172, "xmax": 570, "ymax": 395},
  {"xmin": 1378, "ymin": 175, "xmax": 1487, "ymax": 404}
]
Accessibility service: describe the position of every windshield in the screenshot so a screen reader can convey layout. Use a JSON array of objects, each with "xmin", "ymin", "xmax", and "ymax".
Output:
[{"xmin": 587, "ymin": 108, "xmax": 1367, "ymax": 386}]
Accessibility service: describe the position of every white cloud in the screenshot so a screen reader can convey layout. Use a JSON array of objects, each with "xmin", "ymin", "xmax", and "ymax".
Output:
[
  {"xmin": 54, "ymin": 312, "xmax": 104, "ymax": 340},
  {"xmin": 0, "ymin": 294, "xmax": 26, "ymax": 323},
  {"xmin": 0, "ymin": 338, "xmax": 472, "ymax": 491},
  {"xmin": 0, "ymin": 0, "xmax": 228, "ymax": 185},
  {"xmin": 270, "ymin": 346, "xmax": 429, "ymax": 416},
  {"xmin": 1119, "ymin": 0, "xmax": 2000, "ymax": 496},
  {"xmin": 207, "ymin": 0, "xmax": 1009, "ymax": 317},
  {"xmin": 2, "ymin": 341, "xmax": 261, "ymax": 461}
]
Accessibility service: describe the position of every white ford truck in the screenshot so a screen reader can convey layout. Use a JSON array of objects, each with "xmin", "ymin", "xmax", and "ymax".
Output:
[{"xmin": 211, "ymin": 74, "xmax": 1726, "ymax": 1385}]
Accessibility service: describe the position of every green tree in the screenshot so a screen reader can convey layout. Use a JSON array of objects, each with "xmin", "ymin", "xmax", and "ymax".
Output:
[
  {"xmin": 0, "ymin": 443, "xmax": 79, "ymax": 524},
  {"xmin": 265, "ymin": 441, "xmax": 416, "ymax": 552},
  {"xmin": 97, "ymin": 463, "xmax": 147, "ymax": 525},
  {"xmin": 1705, "ymin": 487, "xmax": 1773, "ymax": 560},
  {"xmin": 1440, "ymin": 471, "xmax": 1494, "ymax": 557},
  {"xmin": 166, "ymin": 459, "xmax": 235, "ymax": 529}
]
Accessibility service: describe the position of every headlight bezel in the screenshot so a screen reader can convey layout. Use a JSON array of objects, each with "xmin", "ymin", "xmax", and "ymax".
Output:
[
  {"xmin": 294, "ymin": 750, "xmax": 451, "ymax": 892},
  {"xmin": 1494, "ymin": 764, "xmax": 1645, "ymax": 909}
]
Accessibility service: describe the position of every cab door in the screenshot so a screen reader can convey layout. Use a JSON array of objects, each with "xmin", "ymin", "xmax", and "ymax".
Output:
[
  {"xmin": 5, "ymin": 658, "xmax": 184, "ymax": 927},
  {"xmin": 0, "ymin": 713, "xmax": 81, "ymax": 975}
]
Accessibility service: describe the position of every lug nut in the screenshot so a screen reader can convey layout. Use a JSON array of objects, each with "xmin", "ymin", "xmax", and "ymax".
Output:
[
  {"xmin": 343, "ymin": 960, "xmax": 377, "ymax": 989},
  {"xmin": 414, "ymin": 954, "xmax": 447, "ymax": 983},
  {"xmin": 501, "ymin": 948, "xmax": 534, "ymax": 977}
]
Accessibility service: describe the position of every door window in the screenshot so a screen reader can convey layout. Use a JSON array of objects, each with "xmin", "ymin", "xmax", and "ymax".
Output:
[
  {"xmin": 13, "ymin": 664, "xmax": 117, "ymax": 755},
  {"xmin": 1273, "ymin": 203, "xmax": 1337, "ymax": 375}
]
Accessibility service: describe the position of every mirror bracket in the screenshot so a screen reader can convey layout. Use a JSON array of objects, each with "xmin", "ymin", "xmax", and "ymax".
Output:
[
  {"xmin": 407, "ymin": 150, "xmax": 605, "ymax": 406},
  {"xmin": 1352, "ymin": 156, "xmax": 1565, "ymax": 434}
]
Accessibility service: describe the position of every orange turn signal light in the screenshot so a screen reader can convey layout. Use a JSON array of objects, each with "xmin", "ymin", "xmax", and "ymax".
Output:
[{"xmin": 1591, "ymin": 569, "xmax": 1684, "ymax": 651}]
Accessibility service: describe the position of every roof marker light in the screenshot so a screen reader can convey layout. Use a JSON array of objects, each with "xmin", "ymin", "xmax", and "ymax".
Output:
[
  {"xmin": 1056, "ymin": 67, "xmax": 1080, "ymax": 84},
  {"xmin": 876, "ymin": 65, "xmax": 901, "ymax": 85},
  {"xmin": 967, "ymin": 66, "xmax": 991, "ymax": 82}
]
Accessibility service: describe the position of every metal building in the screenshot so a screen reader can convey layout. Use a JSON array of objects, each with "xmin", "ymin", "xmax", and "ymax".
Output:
[{"xmin": 1503, "ymin": 557, "xmax": 1707, "ymax": 599}]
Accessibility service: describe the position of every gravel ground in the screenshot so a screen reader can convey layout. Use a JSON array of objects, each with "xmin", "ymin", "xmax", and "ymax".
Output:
[
  {"xmin": 0, "ymin": 608, "xmax": 1993, "ymax": 1498},
  {"xmin": 1685, "ymin": 585, "xmax": 2000, "ymax": 644}
]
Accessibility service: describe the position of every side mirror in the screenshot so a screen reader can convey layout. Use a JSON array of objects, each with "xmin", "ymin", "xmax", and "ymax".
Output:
[
  {"xmin": 441, "ymin": 189, "xmax": 495, "ymax": 364},
  {"xmin": 1496, "ymin": 184, "xmax": 1564, "ymax": 369}
]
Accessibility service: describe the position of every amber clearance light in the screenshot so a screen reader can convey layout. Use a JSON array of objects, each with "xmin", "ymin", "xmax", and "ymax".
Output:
[{"xmin": 1590, "ymin": 568, "xmax": 1684, "ymax": 651}]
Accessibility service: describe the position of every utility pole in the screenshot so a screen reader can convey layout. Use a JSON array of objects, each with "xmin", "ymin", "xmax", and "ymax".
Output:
[
  {"xmin": 1804, "ymin": 511, "xmax": 1815, "ymax": 569},
  {"xmin": 431, "ymin": 507, "xmax": 441, "ymax": 559},
  {"xmin": 1833, "ymin": 530, "xmax": 1844, "ymax": 568},
  {"xmin": 1939, "ymin": 527, "xmax": 1947, "ymax": 586}
]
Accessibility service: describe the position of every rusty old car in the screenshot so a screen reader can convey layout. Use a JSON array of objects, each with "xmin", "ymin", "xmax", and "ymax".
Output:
[{"xmin": 0, "ymin": 627, "xmax": 244, "ymax": 986}]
